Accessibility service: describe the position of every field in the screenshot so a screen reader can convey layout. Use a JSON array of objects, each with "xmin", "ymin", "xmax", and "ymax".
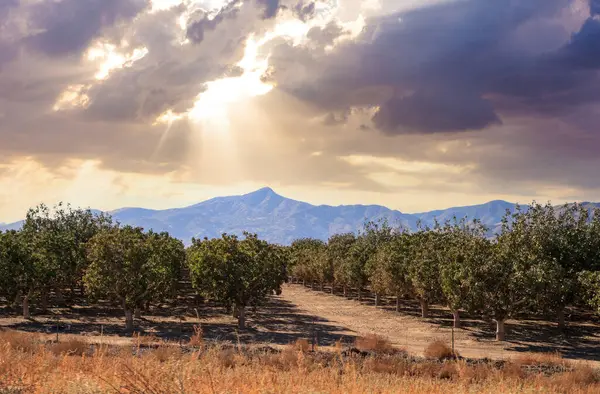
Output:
[{"xmin": 1, "ymin": 283, "xmax": 600, "ymax": 393}]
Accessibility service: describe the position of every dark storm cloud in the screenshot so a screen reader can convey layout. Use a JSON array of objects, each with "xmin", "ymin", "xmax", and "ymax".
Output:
[
  {"xmin": 257, "ymin": 0, "xmax": 281, "ymax": 19},
  {"xmin": 270, "ymin": 0, "xmax": 600, "ymax": 134},
  {"xmin": 293, "ymin": 1, "xmax": 316, "ymax": 22},
  {"xmin": 372, "ymin": 92, "xmax": 502, "ymax": 133},
  {"xmin": 555, "ymin": 17, "xmax": 600, "ymax": 69},
  {"xmin": 26, "ymin": 0, "xmax": 150, "ymax": 57}
]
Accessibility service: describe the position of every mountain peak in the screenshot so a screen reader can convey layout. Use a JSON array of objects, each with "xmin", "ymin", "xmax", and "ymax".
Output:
[{"xmin": 246, "ymin": 187, "xmax": 278, "ymax": 197}]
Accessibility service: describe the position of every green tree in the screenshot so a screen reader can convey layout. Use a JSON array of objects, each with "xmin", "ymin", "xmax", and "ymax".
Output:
[
  {"xmin": 525, "ymin": 203, "xmax": 591, "ymax": 329},
  {"xmin": 438, "ymin": 218, "xmax": 489, "ymax": 328},
  {"xmin": 369, "ymin": 232, "xmax": 412, "ymax": 311},
  {"xmin": 187, "ymin": 233, "xmax": 287, "ymax": 329},
  {"xmin": 0, "ymin": 230, "xmax": 36, "ymax": 318},
  {"xmin": 289, "ymin": 238, "xmax": 327, "ymax": 290},
  {"xmin": 84, "ymin": 226, "xmax": 181, "ymax": 330},
  {"xmin": 138, "ymin": 231, "xmax": 185, "ymax": 316},
  {"xmin": 22, "ymin": 203, "xmax": 112, "ymax": 310},
  {"xmin": 328, "ymin": 233, "xmax": 356, "ymax": 296},
  {"xmin": 578, "ymin": 271, "xmax": 600, "ymax": 314},
  {"xmin": 407, "ymin": 226, "xmax": 443, "ymax": 318},
  {"xmin": 475, "ymin": 207, "xmax": 535, "ymax": 341}
]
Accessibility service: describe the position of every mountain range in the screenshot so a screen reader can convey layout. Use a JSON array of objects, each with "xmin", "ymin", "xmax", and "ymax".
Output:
[{"xmin": 1, "ymin": 187, "xmax": 597, "ymax": 245}]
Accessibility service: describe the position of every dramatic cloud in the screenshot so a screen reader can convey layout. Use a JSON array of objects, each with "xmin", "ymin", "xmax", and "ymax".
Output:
[
  {"xmin": 269, "ymin": 0, "xmax": 599, "ymax": 133},
  {"xmin": 2, "ymin": 0, "xmax": 600, "ymax": 221},
  {"xmin": 25, "ymin": 0, "xmax": 150, "ymax": 57}
]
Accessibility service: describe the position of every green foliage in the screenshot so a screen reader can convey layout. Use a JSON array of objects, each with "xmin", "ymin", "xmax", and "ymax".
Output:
[
  {"xmin": 187, "ymin": 232, "xmax": 287, "ymax": 328},
  {"xmin": 578, "ymin": 271, "xmax": 600, "ymax": 313},
  {"xmin": 84, "ymin": 226, "xmax": 183, "ymax": 328},
  {"xmin": 21, "ymin": 203, "xmax": 112, "ymax": 303},
  {"xmin": 328, "ymin": 233, "xmax": 356, "ymax": 290},
  {"xmin": 0, "ymin": 230, "xmax": 35, "ymax": 302},
  {"xmin": 407, "ymin": 228, "xmax": 443, "ymax": 306},
  {"xmin": 369, "ymin": 232, "xmax": 411, "ymax": 297},
  {"xmin": 289, "ymin": 238, "xmax": 328, "ymax": 285},
  {"xmin": 438, "ymin": 218, "xmax": 489, "ymax": 313}
]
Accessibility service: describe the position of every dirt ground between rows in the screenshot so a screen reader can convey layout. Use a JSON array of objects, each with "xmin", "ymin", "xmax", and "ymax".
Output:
[
  {"xmin": 1, "ymin": 283, "xmax": 599, "ymax": 365},
  {"xmin": 279, "ymin": 285, "xmax": 600, "ymax": 364}
]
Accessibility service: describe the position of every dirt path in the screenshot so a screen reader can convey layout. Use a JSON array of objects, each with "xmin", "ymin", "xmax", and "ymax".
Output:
[{"xmin": 278, "ymin": 284, "xmax": 599, "ymax": 364}]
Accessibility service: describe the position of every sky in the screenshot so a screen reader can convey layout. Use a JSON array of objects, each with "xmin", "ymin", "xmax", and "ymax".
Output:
[{"xmin": 1, "ymin": 0, "xmax": 600, "ymax": 222}]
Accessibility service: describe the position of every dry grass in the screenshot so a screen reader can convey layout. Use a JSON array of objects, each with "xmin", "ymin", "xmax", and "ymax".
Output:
[
  {"xmin": 0, "ymin": 330, "xmax": 39, "ymax": 354},
  {"xmin": 513, "ymin": 351, "xmax": 568, "ymax": 367},
  {"xmin": 47, "ymin": 338, "xmax": 89, "ymax": 356},
  {"xmin": 355, "ymin": 333, "xmax": 396, "ymax": 354},
  {"xmin": 188, "ymin": 324, "xmax": 204, "ymax": 347},
  {"xmin": 0, "ymin": 332, "xmax": 598, "ymax": 393},
  {"xmin": 293, "ymin": 338, "xmax": 311, "ymax": 352},
  {"xmin": 133, "ymin": 332, "xmax": 159, "ymax": 348},
  {"xmin": 424, "ymin": 340, "xmax": 455, "ymax": 360}
]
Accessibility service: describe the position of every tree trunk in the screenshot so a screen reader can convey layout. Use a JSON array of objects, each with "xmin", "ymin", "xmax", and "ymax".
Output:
[
  {"xmin": 357, "ymin": 288, "xmax": 362, "ymax": 301},
  {"xmin": 134, "ymin": 308, "xmax": 141, "ymax": 319},
  {"xmin": 557, "ymin": 308, "xmax": 565, "ymax": 330},
  {"xmin": 420, "ymin": 298, "xmax": 429, "ymax": 318},
  {"xmin": 343, "ymin": 286, "xmax": 347, "ymax": 297},
  {"xmin": 22, "ymin": 293, "xmax": 30, "ymax": 319},
  {"xmin": 13, "ymin": 291, "xmax": 22, "ymax": 310},
  {"xmin": 320, "ymin": 282, "xmax": 324, "ymax": 292},
  {"xmin": 331, "ymin": 282, "xmax": 335, "ymax": 294},
  {"xmin": 40, "ymin": 290, "xmax": 48, "ymax": 314},
  {"xmin": 302, "ymin": 279, "xmax": 306, "ymax": 286},
  {"xmin": 495, "ymin": 319, "xmax": 506, "ymax": 341},
  {"xmin": 144, "ymin": 300, "xmax": 151, "ymax": 311},
  {"xmin": 452, "ymin": 309, "xmax": 461, "ymax": 329},
  {"xmin": 238, "ymin": 306, "xmax": 246, "ymax": 330},
  {"xmin": 232, "ymin": 304, "xmax": 239, "ymax": 318},
  {"xmin": 374, "ymin": 293, "xmax": 380, "ymax": 306},
  {"xmin": 55, "ymin": 289, "xmax": 65, "ymax": 307},
  {"xmin": 396, "ymin": 295, "xmax": 401, "ymax": 312},
  {"xmin": 124, "ymin": 309, "xmax": 134, "ymax": 331}
]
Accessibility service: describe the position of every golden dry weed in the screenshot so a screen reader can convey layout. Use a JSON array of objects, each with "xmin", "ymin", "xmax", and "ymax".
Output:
[{"xmin": 0, "ymin": 332, "xmax": 598, "ymax": 394}]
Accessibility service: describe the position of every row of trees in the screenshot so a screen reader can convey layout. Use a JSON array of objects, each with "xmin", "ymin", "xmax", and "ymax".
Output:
[
  {"xmin": 0, "ymin": 204, "xmax": 288, "ymax": 330},
  {"xmin": 2, "ymin": 201, "xmax": 600, "ymax": 336},
  {"xmin": 288, "ymin": 203, "xmax": 600, "ymax": 340}
]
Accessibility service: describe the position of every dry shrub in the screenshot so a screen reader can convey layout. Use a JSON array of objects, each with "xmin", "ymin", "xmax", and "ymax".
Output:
[
  {"xmin": 437, "ymin": 363, "xmax": 458, "ymax": 380},
  {"xmin": 355, "ymin": 334, "xmax": 394, "ymax": 354},
  {"xmin": 550, "ymin": 365, "xmax": 599, "ymax": 389},
  {"xmin": 514, "ymin": 351, "xmax": 567, "ymax": 367},
  {"xmin": 134, "ymin": 333, "xmax": 159, "ymax": 348},
  {"xmin": 363, "ymin": 356, "xmax": 410, "ymax": 375},
  {"xmin": 334, "ymin": 338, "xmax": 344, "ymax": 353},
  {"xmin": 410, "ymin": 361, "xmax": 444, "ymax": 378},
  {"xmin": 0, "ymin": 330, "xmax": 38, "ymax": 353},
  {"xmin": 293, "ymin": 338, "xmax": 311, "ymax": 352},
  {"xmin": 262, "ymin": 348, "xmax": 299, "ymax": 371},
  {"xmin": 457, "ymin": 362, "xmax": 493, "ymax": 383},
  {"xmin": 48, "ymin": 339, "xmax": 89, "ymax": 356},
  {"xmin": 424, "ymin": 340, "xmax": 455, "ymax": 360},
  {"xmin": 217, "ymin": 347, "xmax": 237, "ymax": 368},
  {"xmin": 188, "ymin": 325, "xmax": 203, "ymax": 347},
  {"xmin": 500, "ymin": 361, "xmax": 526, "ymax": 380},
  {"xmin": 151, "ymin": 345, "xmax": 182, "ymax": 362}
]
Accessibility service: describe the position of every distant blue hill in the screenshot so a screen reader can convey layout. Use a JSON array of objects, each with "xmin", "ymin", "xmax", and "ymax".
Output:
[{"xmin": 4, "ymin": 187, "xmax": 594, "ymax": 245}]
